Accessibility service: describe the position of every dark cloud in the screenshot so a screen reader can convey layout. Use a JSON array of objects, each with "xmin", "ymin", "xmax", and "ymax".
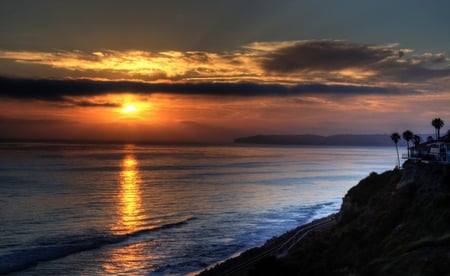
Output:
[
  {"xmin": 380, "ymin": 65, "xmax": 450, "ymax": 82},
  {"xmin": 0, "ymin": 116, "xmax": 67, "ymax": 126},
  {"xmin": 262, "ymin": 41, "xmax": 396, "ymax": 72},
  {"xmin": 184, "ymin": 51, "xmax": 211, "ymax": 63},
  {"xmin": 66, "ymin": 100, "xmax": 121, "ymax": 108},
  {"xmin": 290, "ymin": 83, "xmax": 393, "ymax": 94},
  {"xmin": 260, "ymin": 40, "xmax": 450, "ymax": 82},
  {"xmin": 0, "ymin": 76, "xmax": 403, "ymax": 103},
  {"xmin": 431, "ymin": 53, "xmax": 446, "ymax": 63}
]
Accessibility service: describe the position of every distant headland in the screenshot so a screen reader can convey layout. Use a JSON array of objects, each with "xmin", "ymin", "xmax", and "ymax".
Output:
[{"xmin": 234, "ymin": 134, "xmax": 408, "ymax": 147}]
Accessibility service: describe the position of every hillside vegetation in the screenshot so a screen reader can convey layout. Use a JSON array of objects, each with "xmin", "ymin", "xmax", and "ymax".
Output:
[{"xmin": 250, "ymin": 162, "xmax": 450, "ymax": 275}]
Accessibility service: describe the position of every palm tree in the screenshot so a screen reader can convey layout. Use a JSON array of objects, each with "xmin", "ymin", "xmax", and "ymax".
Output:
[
  {"xmin": 413, "ymin": 135, "xmax": 421, "ymax": 146},
  {"xmin": 403, "ymin": 130, "xmax": 413, "ymax": 158},
  {"xmin": 391, "ymin": 132, "xmax": 401, "ymax": 168},
  {"xmin": 431, "ymin": 118, "xmax": 444, "ymax": 140}
]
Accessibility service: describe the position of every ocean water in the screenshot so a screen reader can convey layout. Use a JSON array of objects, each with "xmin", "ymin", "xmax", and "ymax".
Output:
[{"xmin": 0, "ymin": 143, "xmax": 396, "ymax": 275}]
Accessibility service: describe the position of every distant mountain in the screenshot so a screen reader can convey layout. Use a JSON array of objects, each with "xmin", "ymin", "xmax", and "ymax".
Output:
[{"xmin": 234, "ymin": 134, "xmax": 407, "ymax": 146}]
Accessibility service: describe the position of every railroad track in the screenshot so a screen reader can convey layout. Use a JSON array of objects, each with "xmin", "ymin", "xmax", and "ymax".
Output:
[{"xmin": 214, "ymin": 215, "xmax": 336, "ymax": 276}]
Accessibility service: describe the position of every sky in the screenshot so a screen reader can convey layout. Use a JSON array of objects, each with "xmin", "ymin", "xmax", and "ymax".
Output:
[{"xmin": 1, "ymin": 0, "xmax": 450, "ymax": 143}]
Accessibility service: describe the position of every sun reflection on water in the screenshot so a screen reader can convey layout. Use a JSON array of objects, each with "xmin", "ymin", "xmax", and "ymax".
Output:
[
  {"xmin": 105, "ymin": 152, "xmax": 148, "ymax": 274},
  {"xmin": 115, "ymin": 153, "xmax": 143, "ymax": 233},
  {"xmin": 103, "ymin": 242, "xmax": 150, "ymax": 275}
]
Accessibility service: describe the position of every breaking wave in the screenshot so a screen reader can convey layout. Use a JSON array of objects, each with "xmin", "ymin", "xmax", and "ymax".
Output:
[{"xmin": 0, "ymin": 217, "xmax": 195, "ymax": 274}]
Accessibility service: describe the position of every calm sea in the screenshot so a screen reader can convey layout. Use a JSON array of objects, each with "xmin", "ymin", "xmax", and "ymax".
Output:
[{"xmin": 0, "ymin": 143, "xmax": 396, "ymax": 275}]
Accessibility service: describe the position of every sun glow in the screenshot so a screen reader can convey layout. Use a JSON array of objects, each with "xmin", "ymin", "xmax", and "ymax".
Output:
[
  {"xmin": 122, "ymin": 104, "xmax": 137, "ymax": 113},
  {"xmin": 115, "ymin": 98, "xmax": 155, "ymax": 120}
]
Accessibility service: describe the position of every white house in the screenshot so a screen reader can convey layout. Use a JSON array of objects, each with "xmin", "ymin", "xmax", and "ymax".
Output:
[{"xmin": 406, "ymin": 136, "xmax": 450, "ymax": 163}]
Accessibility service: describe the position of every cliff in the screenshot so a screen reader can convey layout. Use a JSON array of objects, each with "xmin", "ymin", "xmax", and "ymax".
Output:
[{"xmin": 249, "ymin": 162, "xmax": 450, "ymax": 275}]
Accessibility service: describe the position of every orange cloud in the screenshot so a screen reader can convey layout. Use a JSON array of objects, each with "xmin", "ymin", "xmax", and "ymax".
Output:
[
  {"xmin": 1, "ymin": 40, "xmax": 449, "ymax": 91},
  {"xmin": 0, "ymin": 49, "xmax": 263, "ymax": 82},
  {"xmin": 1, "ymin": 40, "xmax": 450, "ymax": 142}
]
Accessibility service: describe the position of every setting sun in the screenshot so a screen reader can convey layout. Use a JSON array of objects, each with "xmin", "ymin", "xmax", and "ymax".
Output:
[
  {"xmin": 122, "ymin": 104, "xmax": 137, "ymax": 113},
  {"xmin": 109, "ymin": 97, "xmax": 158, "ymax": 123}
]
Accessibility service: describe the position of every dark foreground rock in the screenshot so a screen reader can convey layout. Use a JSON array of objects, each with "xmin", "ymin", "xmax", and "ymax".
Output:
[
  {"xmin": 258, "ymin": 162, "xmax": 450, "ymax": 275},
  {"xmin": 201, "ymin": 162, "xmax": 450, "ymax": 275}
]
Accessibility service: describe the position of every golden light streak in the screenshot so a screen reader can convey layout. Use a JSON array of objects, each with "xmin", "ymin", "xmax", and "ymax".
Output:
[
  {"xmin": 115, "ymin": 153, "xmax": 143, "ymax": 233},
  {"xmin": 105, "ymin": 153, "xmax": 151, "ymax": 273},
  {"xmin": 102, "ymin": 242, "xmax": 151, "ymax": 275}
]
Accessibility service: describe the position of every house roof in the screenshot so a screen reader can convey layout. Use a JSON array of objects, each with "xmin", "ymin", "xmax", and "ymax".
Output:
[{"xmin": 410, "ymin": 137, "xmax": 449, "ymax": 150}]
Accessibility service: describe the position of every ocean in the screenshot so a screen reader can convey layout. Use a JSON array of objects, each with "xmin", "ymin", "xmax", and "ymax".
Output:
[{"xmin": 0, "ymin": 143, "xmax": 396, "ymax": 275}]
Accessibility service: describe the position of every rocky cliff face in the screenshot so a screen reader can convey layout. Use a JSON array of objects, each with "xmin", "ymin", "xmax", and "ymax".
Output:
[{"xmin": 254, "ymin": 162, "xmax": 450, "ymax": 275}]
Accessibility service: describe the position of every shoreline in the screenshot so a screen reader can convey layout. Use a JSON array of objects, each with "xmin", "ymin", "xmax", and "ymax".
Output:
[{"xmin": 197, "ymin": 214, "xmax": 336, "ymax": 275}]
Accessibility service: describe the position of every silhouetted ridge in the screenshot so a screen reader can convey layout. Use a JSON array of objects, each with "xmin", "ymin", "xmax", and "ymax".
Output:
[{"xmin": 234, "ymin": 134, "xmax": 407, "ymax": 146}]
